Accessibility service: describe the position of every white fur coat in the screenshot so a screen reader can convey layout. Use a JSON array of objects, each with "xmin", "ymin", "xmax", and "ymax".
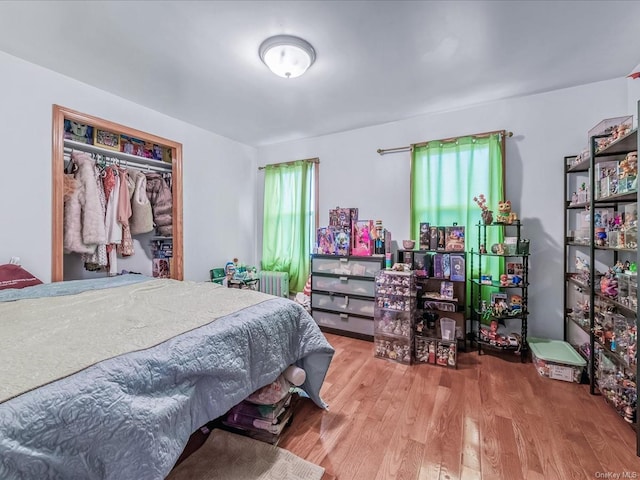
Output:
[{"xmin": 63, "ymin": 152, "xmax": 107, "ymax": 254}]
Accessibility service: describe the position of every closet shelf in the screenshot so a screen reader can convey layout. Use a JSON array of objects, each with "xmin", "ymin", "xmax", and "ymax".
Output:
[{"xmin": 64, "ymin": 139, "xmax": 172, "ymax": 172}]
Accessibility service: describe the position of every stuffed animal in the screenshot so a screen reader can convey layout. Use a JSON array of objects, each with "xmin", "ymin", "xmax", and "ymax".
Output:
[
  {"xmin": 619, "ymin": 151, "xmax": 638, "ymax": 179},
  {"xmin": 496, "ymin": 200, "xmax": 518, "ymax": 224},
  {"xmin": 246, "ymin": 365, "xmax": 306, "ymax": 405}
]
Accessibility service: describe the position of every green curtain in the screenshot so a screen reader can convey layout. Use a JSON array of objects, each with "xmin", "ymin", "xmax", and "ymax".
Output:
[
  {"xmin": 410, "ymin": 134, "xmax": 505, "ymax": 314},
  {"xmin": 261, "ymin": 160, "xmax": 314, "ymax": 293}
]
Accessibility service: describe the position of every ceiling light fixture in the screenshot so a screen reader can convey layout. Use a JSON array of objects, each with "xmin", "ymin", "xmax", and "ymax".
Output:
[{"xmin": 259, "ymin": 35, "xmax": 316, "ymax": 79}]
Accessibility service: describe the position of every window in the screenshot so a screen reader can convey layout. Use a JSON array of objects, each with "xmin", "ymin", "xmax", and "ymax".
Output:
[
  {"xmin": 410, "ymin": 133, "xmax": 505, "ymax": 309},
  {"xmin": 261, "ymin": 159, "xmax": 318, "ymax": 293}
]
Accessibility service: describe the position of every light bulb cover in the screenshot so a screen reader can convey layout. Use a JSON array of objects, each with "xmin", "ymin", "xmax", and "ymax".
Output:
[{"xmin": 259, "ymin": 35, "xmax": 316, "ymax": 78}]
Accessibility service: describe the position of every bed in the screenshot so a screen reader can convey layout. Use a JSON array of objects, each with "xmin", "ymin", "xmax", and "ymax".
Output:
[{"xmin": 0, "ymin": 274, "xmax": 334, "ymax": 480}]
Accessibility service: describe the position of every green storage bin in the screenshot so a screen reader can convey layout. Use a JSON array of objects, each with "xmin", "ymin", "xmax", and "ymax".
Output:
[
  {"xmin": 210, "ymin": 268, "xmax": 226, "ymax": 285},
  {"xmin": 528, "ymin": 337, "xmax": 586, "ymax": 383}
]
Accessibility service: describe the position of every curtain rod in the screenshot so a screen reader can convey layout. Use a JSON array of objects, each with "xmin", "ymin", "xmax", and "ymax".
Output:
[
  {"xmin": 377, "ymin": 129, "xmax": 513, "ymax": 155},
  {"xmin": 258, "ymin": 157, "xmax": 320, "ymax": 170}
]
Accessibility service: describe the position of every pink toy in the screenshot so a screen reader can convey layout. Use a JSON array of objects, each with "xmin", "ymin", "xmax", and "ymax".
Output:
[
  {"xmin": 246, "ymin": 365, "xmax": 306, "ymax": 405},
  {"xmin": 600, "ymin": 272, "xmax": 618, "ymax": 297},
  {"xmin": 352, "ymin": 220, "xmax": 373, "ymax": 256}
]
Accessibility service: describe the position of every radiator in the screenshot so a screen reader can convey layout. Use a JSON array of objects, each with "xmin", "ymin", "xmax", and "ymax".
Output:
[{"xmin": 258, "ymin": 271, "xmax": 290, "ymax": 298}]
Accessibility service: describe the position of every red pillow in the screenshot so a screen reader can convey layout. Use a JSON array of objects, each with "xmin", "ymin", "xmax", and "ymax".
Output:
[{"xmin": 0, "ymin": 264, "xmax": 43, "ymax": 290}]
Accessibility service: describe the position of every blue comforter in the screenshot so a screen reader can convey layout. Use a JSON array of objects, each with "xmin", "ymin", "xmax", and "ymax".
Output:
[{"xmin": 0, "ymin": 277, "xmax": 334, "ymax": 479}]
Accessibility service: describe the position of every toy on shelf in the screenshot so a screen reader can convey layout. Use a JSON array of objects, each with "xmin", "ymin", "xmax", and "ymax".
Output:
[
  {"xmin": 620, "ymin": 151, "xmax": 638, "ymax": 178},
  {"xmin": 496, "ymin": 200, "xmax": 518, "ymax": 224},
  {"xmin": 600, "ymin": 270, "xmax": 619, "ymax": 298}
]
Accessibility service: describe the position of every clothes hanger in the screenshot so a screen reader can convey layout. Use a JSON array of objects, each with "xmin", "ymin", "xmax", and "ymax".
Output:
[{"xmin": 65, "ymin": 149, "xmax": 78, "ymax": 174}]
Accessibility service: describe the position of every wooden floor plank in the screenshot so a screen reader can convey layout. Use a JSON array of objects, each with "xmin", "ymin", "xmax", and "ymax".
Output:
[{"xmin": 177, "ymin": 333, "xmax": 640, "ymax": 480}]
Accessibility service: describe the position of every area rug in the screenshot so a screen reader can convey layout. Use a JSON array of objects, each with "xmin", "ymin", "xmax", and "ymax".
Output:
[{"xmin": 166, "ymin": 429, "xmax": 325, "ymax": 480}]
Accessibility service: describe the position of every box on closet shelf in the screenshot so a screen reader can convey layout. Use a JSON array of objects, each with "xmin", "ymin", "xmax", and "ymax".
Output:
[
  {"xmin": 63, "ymin": 119, "xmax": 94, "ymax": 144},
  {"xmin": 93, "ymin": 128, "xmax": 121, "ymax": 151}
]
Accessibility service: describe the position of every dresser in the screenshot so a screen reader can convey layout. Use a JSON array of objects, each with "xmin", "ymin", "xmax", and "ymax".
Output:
[{"xmin": 310, "ymin": 254, "xmax": 385, "ymax": 340}]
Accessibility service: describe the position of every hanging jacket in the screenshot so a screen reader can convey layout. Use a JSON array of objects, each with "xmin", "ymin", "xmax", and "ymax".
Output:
[
  {"xmin": 130, "ymin": 171, "xmax": 154, "ymax": 235},
  {"xmin": 63, "ymin": 151, "xmax": 107, "ymax": 254},
  {"xmin": 145, "ymin": 173, "xmax": 173, "ymax": 236}
]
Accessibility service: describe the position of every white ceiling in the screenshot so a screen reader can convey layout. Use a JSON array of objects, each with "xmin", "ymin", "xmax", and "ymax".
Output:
[{"xmin": 0, "ymin": 1, "xmax": 639, "ymax": 147}]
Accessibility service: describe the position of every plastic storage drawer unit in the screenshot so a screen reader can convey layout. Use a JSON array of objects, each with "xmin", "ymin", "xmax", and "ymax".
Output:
[{"xmin": 528, "ymin": 337, "xmax": 586, "ymax": 383}]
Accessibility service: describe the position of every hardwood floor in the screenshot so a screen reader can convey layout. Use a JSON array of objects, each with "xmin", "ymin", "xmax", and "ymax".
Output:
[{"xmin": 276, "ymin": 333, "xmax": 640, "ymax": 480}]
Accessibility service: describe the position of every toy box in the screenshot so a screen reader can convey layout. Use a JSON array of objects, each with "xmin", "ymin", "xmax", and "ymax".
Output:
[
  {"xmin": 329, "ymin": 207, "xmax": 358, "ymax": 229},
  {"xmin": 316, "ymin": 227, "xmax": 335, "ymax": 255},
  {"xmin": 414, "ymin": 252, "xmax": 430, "ymax": 277},
  {"xmin": 595, "ymin": 161, "xmax": 619, "ymax": 199},
  {"xmin": 414, "ymin": 336, "xmax": 437, "ymax": 364},
  {"xmin": 436, "ymin": 227, "xmax": 446, "ymax": 250},
  {"xmin": 588, "ymin": 116, "xmax": 633, "ymax": 152},
  {"xmin": 64, "ymin": 119, "xmax": 94, "ymax": 144},
  {"xmin": 432, "ymin": 253, "xmax": 444, "ymax": 278},
  {"xmin": 449, "ymin": 254, "xmax": 465, "ymax": 281},
  {"xmin": 436, "ymin": 341, "xmax": 457, "ymax": 367},
  {"xmin": 374, "ymin": 310, "xmax": 411, "ymax": 338},
  {"xmin": 442, "ymin": 253, "xmax": 451, "ymax": 279},
  {"xmin": 419, "ymin": 223, "xmax": 430, "ymax": 250},
  {"xmin": 333, "ymin": 227, "xmax": 350, "ymax": 256},
  {"xmin": 374, "ymin": 338, "xmax": 412, "ymax": 364},
  {"xmin": 352, "ymin": 220, "xmax": 373, "ymax": 256},
  {"xmin": 429, "ymin": 226, "xmax": 438, "ymax": 250},
  {"xmin": 445, "ymin": 225, "xmax": 465, "ymax": 252},
  {"xmin": 120, "ymin": 134, "xmax": 146, "ymax": 157},
  {"xmin": 414, "ymin": 336, "xmax": 457, "ymax": 368},
  {"xmin": 528, "ymin": 337, "xmax": 586, "ymax": 383},
  {"xmin": 93, "ymin": 128, "xmax": 120, "ymax": 151}
]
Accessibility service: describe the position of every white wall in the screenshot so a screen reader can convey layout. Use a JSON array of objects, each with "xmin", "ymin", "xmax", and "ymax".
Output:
[
  {"xmin": 0, "ymin": 51, "xmax": 258, "ymax": 283},
  {"xmin": 257, "ymin": 78, "xmax": 630, "ymax": 340}
]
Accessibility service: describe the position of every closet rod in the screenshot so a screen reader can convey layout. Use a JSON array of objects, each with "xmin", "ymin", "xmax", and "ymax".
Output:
[
  {"xmin": 64, "ymin": 149, "xmax": 170, "ymax": 173},
  {"xmin": 64, "ymin": 138, "xmax": 172, "ymax": 171},
  {"xmin": 377, "ymin": 129, "xmax": 513, "ymax": 155}
]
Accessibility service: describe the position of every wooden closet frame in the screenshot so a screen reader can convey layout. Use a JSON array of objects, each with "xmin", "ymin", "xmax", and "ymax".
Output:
[{"xmin": 51, "ymin": 105, "xmax": 184, "ymax": 281}]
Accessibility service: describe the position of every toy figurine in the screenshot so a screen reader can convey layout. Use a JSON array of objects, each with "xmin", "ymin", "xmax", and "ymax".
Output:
[
  {"xmin": 600, "ymin": 271, "xmax": 618, "ymax": 297},
  {"xmin": 624, "ymin": 405, "xmax": 634, "ymax": 423},
  {"xmin": 489, "ymin": 320, "xmax": 499, "ymax": 340},
  {"xmin": 436, "ymin": 345, "xmax": 447, "ymax": 366},
  {"xmin": 496, "ymin": 200, "xmax": 518, "ymax": 224},
  {"xmin": 448, "ymin": 344, "xmax": 456, "ymax": 367},
  {"xmin": 509, "ymin": 294, "xmax": 523, "ymax": 312},
  {"xmin": 428, "ymin": 342, "xmax": 436, "ymax": 364},
  {"xmin": 500, "ymin": 273, "xmax": 509, "ymax": 286},
  {"xmin": 491, "ymin": 243, "xmax": 505, "ymax": 255}
]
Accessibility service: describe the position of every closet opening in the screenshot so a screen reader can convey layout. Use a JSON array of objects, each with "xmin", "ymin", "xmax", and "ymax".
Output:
[{"xmin": 51, "ymin": 105, "xmax": 183, "ymax": 281}]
